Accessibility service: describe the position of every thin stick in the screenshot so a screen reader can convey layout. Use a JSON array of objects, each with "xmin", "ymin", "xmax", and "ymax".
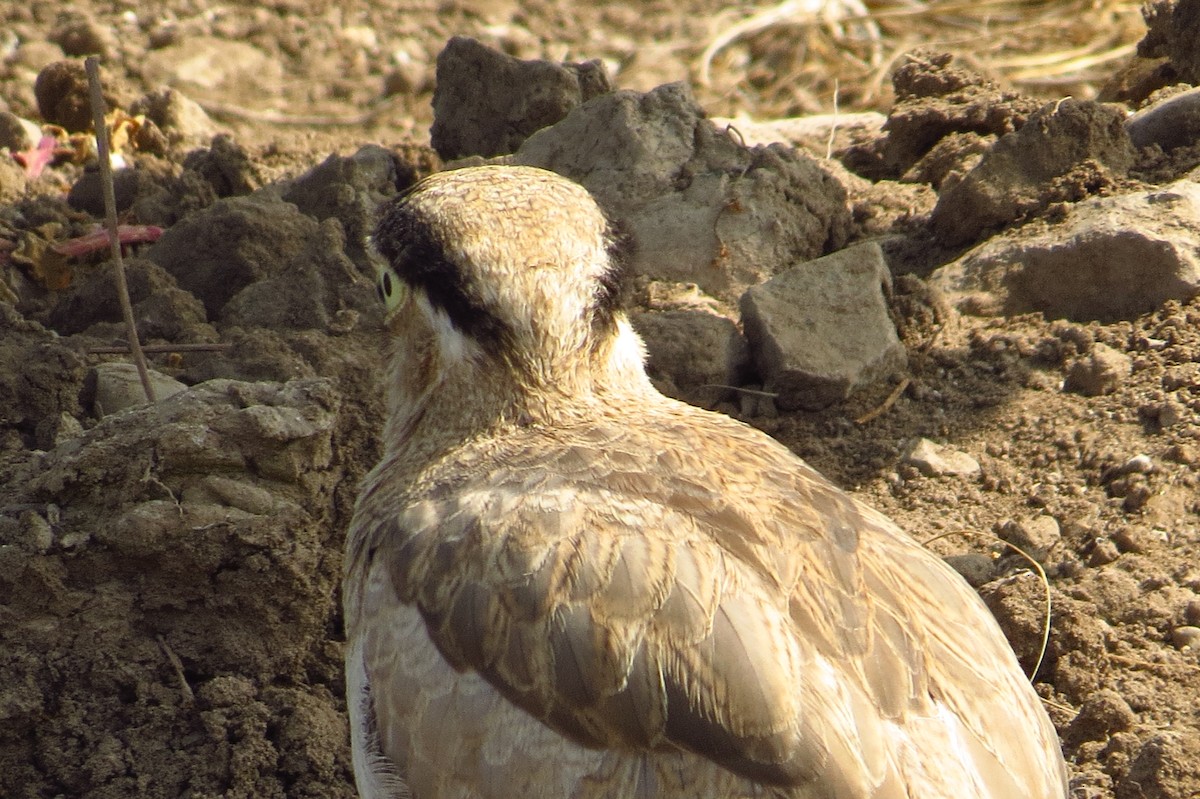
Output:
[
  {"xmin": 923, "ymin": 530, "xmax": 1053, "ymax": 684},
  {"xmin": 855, "ymin": 376, "xmax": 910, "ymax": 425},
  {"xmin": 156, "ymin": 634, "xmax": 195, "ymax": 704},
  {"xmin": 84, "ymin": 56, "xmax": 155, "ymax": 403},
  {"xmin": 87, "ymin": 343, "xmax": 233, "ymax": 355}
]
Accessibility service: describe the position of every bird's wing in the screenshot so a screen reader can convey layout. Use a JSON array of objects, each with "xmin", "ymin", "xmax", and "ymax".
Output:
[{"xmin": 354, "ymin": 412, "xmax": 1064, "ymax": 796}]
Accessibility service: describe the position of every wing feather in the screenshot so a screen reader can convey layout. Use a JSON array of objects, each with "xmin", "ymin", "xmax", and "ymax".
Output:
[{"xmin": 350, "ymin": 411, "xmax": 1067, "ymax": 797}]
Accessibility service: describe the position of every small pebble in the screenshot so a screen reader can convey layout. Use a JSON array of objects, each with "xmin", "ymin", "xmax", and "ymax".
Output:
[
  {"xmin": 1170, "ymin": 626, "xmax": 1200, "ymax": 651},
  {"xmin": 997, "ymin": 515, "xmax": 1061, "ymax": 560},
  {"xmin": 902, "ymin": 438, "xmax": 981, "ymax": 478},
  {"xmin": 944, "ymin": 553, "xmax": 996, "ymax": 588},
  {"xmin": 1119, "ymin": 454, "xmax": 1154, "ymax": 475},
  {"xmin": 1185, "ymin": 599, "xmax": 1200, "ymax": 626},
  {"xmin": 1088, "ymin": 538, "xmax": 1121, "ymax": 567},
  {"xmin": 1064, "ymin": 343, "xmax": 1131, "ymax": 396}
]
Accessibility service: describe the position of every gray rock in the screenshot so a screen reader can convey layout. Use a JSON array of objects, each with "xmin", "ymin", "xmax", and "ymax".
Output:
[
  {"xmin": 515, "ymin": 82, "xmax": 851, "ymax": 302},
  {"xmin": 998, "ymin": 515, "xmax": 1061, "ymax": 561},
  {"xmin": 902, "ymin": 437, "xmax": 981, "ymax": 477},
  {"xmin": 944, "ymin": 552, "xmax": 997, "ymax": 588},
  {"xmin": 930, "ymin": 179, "xmax": 1200, "ymax": 322},
  {"xmin": 1126, "ymin": 86, "xmax": 1200, "ymax": 151},
  {"xmin": 90, "ymin": 362, "xmax": 187, "ymax": 416},
  {"xmin": 430, "ymin": 36, "xmax": 611, "ymax": 160},
  {"xmin": 147, "ymin": 194, "xmax": 375, "ymax": 331},
  {"xmin": 739, "ymin": 242, "xmax": 906, "ymax": 410},
  {"xmin": 129, "ymin": 87, "xmax": 220, "ymax": 149},
  {"xmin": 931, "ymin": 98, "xmax": 1136, "ymax": 246},
  {"xmin": 46, "ymin": 258, "xmax": 209, "ymax": 340},
  {"xmin": 1064, "ymin": 343, "xmax": 1131, "ymax": 396},
  {"xmin": 283, "ymin": 145, "xmax": 404, "ymax": 268},
  {"xmin": 631, "ymin": 309, "xmax": 748, "ymax": 404}
]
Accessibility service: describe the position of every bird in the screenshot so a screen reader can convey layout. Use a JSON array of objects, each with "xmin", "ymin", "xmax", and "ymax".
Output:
[{"xmin": 342, "ymin": 164, "xmax": 1069, "ymax": 799}]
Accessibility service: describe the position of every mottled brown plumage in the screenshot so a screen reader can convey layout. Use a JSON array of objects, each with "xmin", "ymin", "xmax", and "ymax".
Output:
[{"xmin": 343, "ymin": 165, "xmax": 1068, "ymax": 799}]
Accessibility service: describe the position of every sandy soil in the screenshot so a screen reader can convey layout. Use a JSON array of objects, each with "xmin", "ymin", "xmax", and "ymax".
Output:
[{"xmin": 1, "ymin": 2, "xmax": 1199, "ymax": 798}]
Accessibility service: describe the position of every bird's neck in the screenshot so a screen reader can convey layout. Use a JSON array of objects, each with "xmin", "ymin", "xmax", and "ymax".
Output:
[{"xmin": 381, "ymin": 319, "xmax": 657, "ymax": 464}]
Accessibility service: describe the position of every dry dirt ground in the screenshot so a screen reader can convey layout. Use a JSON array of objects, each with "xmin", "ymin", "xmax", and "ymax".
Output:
[{"xmin": 2, "ymin": 1, "xmax": 1200, "ymax": 799}]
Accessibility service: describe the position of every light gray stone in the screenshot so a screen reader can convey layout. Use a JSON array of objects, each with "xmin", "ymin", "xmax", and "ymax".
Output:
[
  {"xmin": 931, "ymin": 179, "xmax": 1200, "ymax": 322},
  {"xmin": 1125, "ymin": 86, "xmax": 1200, "ymax": 152},
  {"xmin": 91, "ymin": 362, "xmax": 187, "ymax": 416},
  {"xmin": 998, "ymin": 515, "xmax": 1061, "ymax": 561},
  {"xmin": 630, "ymin": 309, "xmax": 748, "ymax": 405},
  {"xmin": 902, "ymin": 438, "xmax": 981, "ymax": 478},
  {"xmin": 515, "ymin": 82, "xmax": 851, "ymax": 302},
  {"xmin": 739, "ymin": 242, "xmax": 906, "ymax": 410}
]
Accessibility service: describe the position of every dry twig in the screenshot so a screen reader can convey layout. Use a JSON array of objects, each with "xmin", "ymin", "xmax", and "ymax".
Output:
[{"xmin": 84, "ymin": 57, "xmax": 155, "ymax": 404}]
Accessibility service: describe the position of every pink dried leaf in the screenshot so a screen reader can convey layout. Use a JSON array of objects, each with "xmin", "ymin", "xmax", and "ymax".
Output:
[
  {"xmin": 50, "ymin": 225, "xmax": 165, "ymax": 258},
  {"xmin": 11, "ymin": 135, "xmax": 60, "ymax": 179}
]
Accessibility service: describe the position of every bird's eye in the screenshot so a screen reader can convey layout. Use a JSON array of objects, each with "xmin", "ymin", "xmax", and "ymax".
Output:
[{"xmin": 377, "ymin": 267, "xmax": 408, "ymax": 314}]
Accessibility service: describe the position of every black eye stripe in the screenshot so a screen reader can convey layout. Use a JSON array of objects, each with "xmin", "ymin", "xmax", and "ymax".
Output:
[{"xmin": 374, "ymin": 201, "xmax": 510, "ymax": 356}]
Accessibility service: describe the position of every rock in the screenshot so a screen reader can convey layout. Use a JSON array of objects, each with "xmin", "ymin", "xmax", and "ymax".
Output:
[
  {"xmin": 630, "ymin": 309, "xmax": 748, "ymax": 404},
  {"xmin": 1117, "ymin": 453, "xmax": 1155, "ymax": 475},
  {"xmin": 89, "ymin": 362, "xmax": 188, "ymax": 416},
  {"xmin": 34, "ymin": 412, "xmax": 83, "ymax": 450},
  {"xmin": 515, "ymin": 82, "xmax": 851, "ymax": 301},
  {"xmin": 0, "ymin": 112, "xmax": 42, "ymax": 152},
  {"xmin": 1064, "ymin": 689, "xmax": 1136, "ymax": 745},
  {"xmin": 739, "ymin": 242, "xmax": 906, "ymax": 410},
  {"xmin": 1138, "ymin": 0, "xmax": 1200, "ymax": 85},
  {"xmin": 1187, "ymin": 599, "xmax": 1200, "ymax": 626},
  {"xmin": 182, "ymin": 134, "xmax": 261, "ymax": 197},
  {"xmin": 1112, "ymin": 525, "xmax": 1168, "ymax": 554},
  {"xmin": 129, "ymin": 87, "xmax": 220, "ymax": 149},
  {"xmin": 34, "ymin": 60, "xmax": 123, "ymax": 132},
  {"xmin": 901, "ymin": 131, "xmax": 994, "ymax": 191},
  {"xmin": 931, "ymin": 98, "xmax": 1136, "ymax": 246},
  {"xmin": 944, "ymin": 552, "xmax": 996, "ymax": 588},
  {"xmin": 147, "ymin": 193, "xmax": 376, "ymax": 331},
  {"xmin": 283, "ymin": 145, "xmax": 408, "ymax": 268},
  {"xmin": 998, "ymin": 515, "xmax": 1061, "ymax": 561},
  {"xmin": 67, "ymin": 165, "xmax": 167, "ymax": 215},
  {"xmin": 930, "ymin": 179, "xmax": 1200, "ymax": 322},
  {"xmin": 1088, "ymin": 538, "xmax": 1121, "ymax": 566},
  {"xmin": 50, "ymin": 15, "xmax": 116, "ymax": 58},
  {"xmin": 1171, "ymin": 626, "xmax": 1200, "ymax": 650},
  {"xmin": 1064, "ymin": 343, "xmax": 1132, "ymax": 396},
  {"xmin": 1125, "ymin": 86, "xmax": 1200, "ymax": 151},
  {"xmin": 46, "ymin": 257, "xmax": 211, "ymax": 342},
  {"xmin": 430, "ymin": 36, "xmax": 611, "ymax": 160},
  {"xmin": 881, "ymin": 51, "xmax": 1040, "ymax": 175},
  {"xmin": 0, "ymin": 156, "xmax": 27, "ymax": 204},
  {"xmin": 1120, "ymin": 732, "xmax": 1200, "ymax": 799},
  {"xmin": 0, "ymin": 378, "xmax": 346, "ymax": 798},
  {"xmin": 902, "ymin": 438, "xmax": 981, "ymax": 477},
  {"xmin": 0, "ymin": 305, "xmax": 87, "ymax": 430}
]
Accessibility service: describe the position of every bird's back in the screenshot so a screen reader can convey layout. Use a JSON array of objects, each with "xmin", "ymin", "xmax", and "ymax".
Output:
[{"xmin": 345, "ymin": 392, "xmax": 1068, "ymax": 799}]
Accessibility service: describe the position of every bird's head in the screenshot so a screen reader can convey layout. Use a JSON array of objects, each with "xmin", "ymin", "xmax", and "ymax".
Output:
[{"xmin": 371, "ymin": 165, "xmax": 651, "ymax": 424}]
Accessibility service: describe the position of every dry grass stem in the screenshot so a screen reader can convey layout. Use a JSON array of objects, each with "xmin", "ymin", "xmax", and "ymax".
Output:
[
  {"xmin": 87, "ymin": 343, "xmax": 233, "ymax": 355},
  {"xmin": 84, "ymin": 56, "xmax": 156, "ymax": 404},
  {"xmin": 695, "ymin": 0, "xmax": 1145, "ymax": 118},
  {"xmin": 923, "ymin": 530, "xmax": 1054, "ymax": 685}
]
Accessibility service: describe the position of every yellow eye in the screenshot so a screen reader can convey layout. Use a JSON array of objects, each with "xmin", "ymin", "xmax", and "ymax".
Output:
[{"xmin": 376, "ymin": 267, "xmax": 408, "ymax": 314}]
